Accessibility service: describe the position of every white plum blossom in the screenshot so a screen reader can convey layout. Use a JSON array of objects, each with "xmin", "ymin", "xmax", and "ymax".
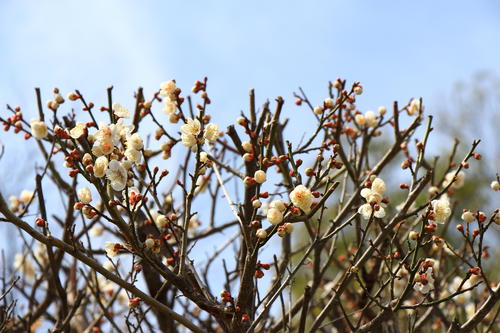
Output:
[
  {"xmin": 408, "ymin": 98, "xmax": 421, "ymax": 115},
  {"xmin": 431, "ymin": 195, "xmax": 451, "ymax": 224},
  {"xmin": 413, "ymin": 267, "xmax": 434, "ymax": 294},
  {"xmin": 180, "ymin": 117, "xmax": 201, "ymax": 148},
  {"xmin": 77, "ymin": 187, "xmax": 92, "ymax": 204},
  {"xmin": 113, "ymin": 102, "xmax": 130, "ymax": 118},
  {"xmin": 94, "ymin": 156, "xmax": 108, "ymax": 178},
  {"xmin": 95, "ymin": 122, "xmax": 119, "ymax": 146},
  {"xmin": 364, "ymin": 111, "xmax": 377, "ymax": 127},
  {"xmin": 289, "ymin": 185, "xmax": 314, "ymax": 213},
  {"xmin": 200, "ymin": 151, "xmax": 209, "ymax": 163},
  {"xmin": 30, "ymin": 119, "xmax": 48, "ymax": 139},
  {"xmin": 371, "ymin": 177, "xmax": 386, "ymax": 196},
  {"xmin": 126, "ymin": 133, "xmax": 144, "ymax": 151},
  {"xmin": 270, "ymin": 200, "xmax": 286, "ymax": 212},
  {"xmin": 443, "ymin": 171, "xmax": 465, "ymax": 189},
  {"xmin": 359, "ymin": 177, "xmax": 387, "ymax": 219},
  {"xmin": 91, "ymin": 120, "xmax": 134, "ymax": 156},
  {"xmin": 267, "ymin": 208, "xmax": 283, "ymax": 225},
  {"xmin": 125, "ymin": 148, "xmax": 142, "ymax": 164},
  {"xmin": 356, "ymin": 111, "xmax": 377, "ymax": 128},
  {"xmin": 204, "ymin": 123, "xmax": 219, "ymax": 143},
  {"xmin": 448, "ymin": 275, "xmax": 480, "ymax": 305},
  {"xmin": 92, "ymin": 139, "xmax": 114, "ymax": 156},
  {"xmin": 181, "ymin": 133, "xmax": 197, "ymax": 148},
  {"xmin": 113, "ymin": 119, "xmax": 134, "ymax": 139},
  {"xmin": 104, "ymin": 242, "xmax": 121, "ymax": 258},
  {"xmin": 358, "ymin": 203, "xmax": 386, "ymax": 219},
  {"xmin": 160, "ymin": 80, "xmax": 176, "ymax": 99},
  {"xmin": 9, "ymin": 196, "xmax": 20, "ymax": 211},
  {"xmin": 354, "ymin": 114, "xmax": 366, "ymax": 127},
  {"xmin": 360, "ymin": 177, "xmax": 386, "ymax": 204},
  {"xmin": 181, "ymin": 118, "xmax": 201, "ymax": 136},
  {"xmin": 20, "ymin": 190, "xmax": 34, "ymax": 204},
  {"xmin": 69, "ymin": 122, "xmax": 86, "ymax": 139},
  {"xmin": 106, "ymin": 160, "xmax": 128, "ymax": 191},
  {"xmin": 162, "ymin": 100, "xmax": 176, "ymax": 115}
]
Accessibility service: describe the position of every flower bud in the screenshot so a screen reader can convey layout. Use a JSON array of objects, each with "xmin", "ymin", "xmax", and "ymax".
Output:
[
  {"xmin": 256, "ymin": 228, "xmax": 268, "ymax": 239},
  {"xmin": 30, "ymin": 119, "xmax": 48, "ymax": 139},
  {"xmin": 128, "ymin": 297, "xmax": 140, "ymax": 308},
  {"xmin": 77, "ymin": 187, "xmax": 92, "ymax": 204},
  {"xmin": 67, "ymin": 92, "xmax": 79, "ymax": 101},
  {"xmin": 243, "ymin": 177, "xmax": 256, "ymax": 187},
  {"xmin": 401, "ymin": 160, "xmax": 410, "ymax": 170},
  {"xmin": 254, "ymin": 269, "xmax": 264, "ymax": 278},
  {"xmin": 354, "ymin": 86, "xmax": 363, "ymax": 95},
  {"xmin": 432, "ymin": 236, "xmax": 444, "ymax": 248},
  {"xmin": 324, "ymin": 98, "xmax": 334, "ymax": 109},
  {"xmin": 242, "ymin": 141, "xmax": 253, "ymax": 153},
  {"xmin": 252, "ymin": 199, "xmax": 262, "ymax": 209},
  {"xmin": 267, "ymin": 208, "xmax": 283, "ymax": 225},
  {"xmin": 54, "ymin": 93, "xmax": 65, "ymax": 104},
  {"xmin": 491, "ymin": 180, "xmax": 500, "ymax": 191},
  {"xmin": 156, "ymin": 214, "xmax": 169, "ymax": 228},
  {"xmin": 477, "ymin": 211, "xmax": 486, "ymax": 223},
  {"xmin": 254, "ymin": 170, "xmax": 267, "ymax": 184},
  {"xmin": 35, "ymin": 217, "xmax": 46, "ymax": 227},
  {"xmin": 305, "ymin": 168, "xmax": 315, "ymax": 177},
  {"xmin": 243, "ymin": 153, "xmax": 254, "ymax": 162},
  {"xmin": 461, "ymin": 210, "xmax": 475, "ymax": 223},
  {"xmin": 313, "ymin": 106, "xmax": 324, "ymax": 115},
  {"xmin": 145, "ymin": 238, "xmax": 155, "ymax": 249},
  {"xmin": 237, "ymin": 116, "xmax": 247, "ymax": 126}
]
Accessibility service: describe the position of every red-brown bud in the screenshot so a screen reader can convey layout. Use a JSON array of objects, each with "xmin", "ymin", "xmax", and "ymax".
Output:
[{"xmin": 35, "ymin": 217, "xmax": 46, "ymax": 227}]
